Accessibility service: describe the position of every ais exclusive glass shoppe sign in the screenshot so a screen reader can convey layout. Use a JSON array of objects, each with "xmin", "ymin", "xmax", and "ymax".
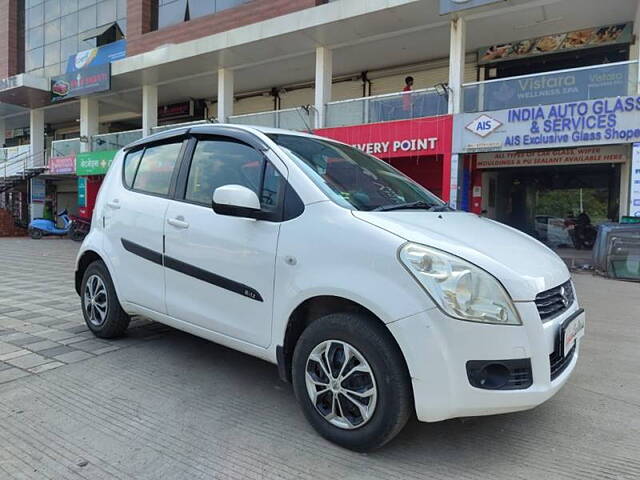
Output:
[{"xmin": 454, "ymin": 96, "xmax": 640, "ymax": 153}]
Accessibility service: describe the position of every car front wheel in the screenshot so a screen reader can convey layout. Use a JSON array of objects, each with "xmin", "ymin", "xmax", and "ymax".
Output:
[{"xmin": 292, "ymin": 312, "xmax": 413, "ymax": 451}]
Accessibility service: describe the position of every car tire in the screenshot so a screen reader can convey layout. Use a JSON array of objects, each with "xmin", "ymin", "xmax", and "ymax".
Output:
[
  {"xmin": 81, "ymin": 261, "xmax": 131, "ymax": 338},
  {"xmin": 292, "ymin": 312, "xmax": 413, "ymax": 452}
]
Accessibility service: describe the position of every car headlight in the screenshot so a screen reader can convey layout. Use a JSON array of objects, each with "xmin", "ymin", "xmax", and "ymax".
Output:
[{"xmin": 399, "ymin": 243, "xmax": 521, "ymax": 325}]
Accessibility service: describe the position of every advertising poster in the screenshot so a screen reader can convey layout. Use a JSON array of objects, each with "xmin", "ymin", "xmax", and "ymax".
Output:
[
  {"xmin": 48, "ymin": 156, "xmax": 76, "ymax": 175},
  {"xmin": 631, "ymin": 143, "xmax": 640, "ymax": 217},
  {"xmin": 30, "ymin": 177, "xmax": 46, "ymax": 203},
  {"xmin": 65, "ymin": 39, "xmax": 127, "ymax": 73}
]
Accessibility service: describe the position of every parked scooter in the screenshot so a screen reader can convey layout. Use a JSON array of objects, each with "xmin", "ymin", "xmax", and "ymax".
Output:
[{"xmin": 28, "ymin": 209, "xmax": 74, "ymax": 239}]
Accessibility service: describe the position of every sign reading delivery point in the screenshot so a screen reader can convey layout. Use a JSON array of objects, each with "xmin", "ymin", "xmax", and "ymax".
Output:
[{"xmin": 314, "ymin": 115, "xmax": 453, "ymax": 159}]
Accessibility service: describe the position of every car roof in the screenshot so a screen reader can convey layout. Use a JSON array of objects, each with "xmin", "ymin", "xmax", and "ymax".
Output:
[{"xmin": 124, "ymin": 123, "xmax": 323, "ymax": 151}]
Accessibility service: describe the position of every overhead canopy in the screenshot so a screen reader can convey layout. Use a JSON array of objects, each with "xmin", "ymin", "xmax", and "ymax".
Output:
[{"xmin": 81, "ymin": 22, "xmax": 123, "ymax": 42}]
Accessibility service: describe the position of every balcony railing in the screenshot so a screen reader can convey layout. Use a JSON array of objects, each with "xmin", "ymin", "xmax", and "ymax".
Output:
[
  {"xmin": 51, "ymin": 138, "xmax": 80, "ymax": 158},
  {"xmin": 462, "ymin": 60, "xmax": 639, "ymax": 113},
  {"xmin": 152, "ymin": 120, "xmax": 209, "ymax": 134},
  {"xmin": 229, "ymin": 107, "xmax": 314, "ymax": 131},
  {"xmin": 325, "ymin": 88, "xmax": 447, "ymax": 128},
  {"xmin": 92, "ymin": 130, "xmax": 143, "ymax": 151}
]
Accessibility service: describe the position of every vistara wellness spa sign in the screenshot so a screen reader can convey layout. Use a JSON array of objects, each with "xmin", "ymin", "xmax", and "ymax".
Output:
[{"xmin": 454, "ymin": 96, "xmax": 640, "ymax": 153}]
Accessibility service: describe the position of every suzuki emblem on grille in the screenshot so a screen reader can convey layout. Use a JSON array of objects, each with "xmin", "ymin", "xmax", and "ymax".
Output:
[{"xmin": 560, "ymin": 286, "xmax": 569, "ymax": 308}]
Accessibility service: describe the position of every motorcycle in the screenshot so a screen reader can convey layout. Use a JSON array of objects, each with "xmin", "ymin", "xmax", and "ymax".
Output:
[
  {"xmin": 568, "ymin": 212, "xmax": 597, "ymax": 250},
  {"xmin": 28, "ymin": 209, "xmax": 74, "ymax": 239}
]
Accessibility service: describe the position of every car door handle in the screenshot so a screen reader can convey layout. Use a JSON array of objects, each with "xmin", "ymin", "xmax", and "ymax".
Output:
[
  {"xmin": 167, "ymin": 217, "xmax": 189, "ymax": 229},
  {"xmin": 107, "ymin": 199, "xmax": 121, "ymax": 210}
]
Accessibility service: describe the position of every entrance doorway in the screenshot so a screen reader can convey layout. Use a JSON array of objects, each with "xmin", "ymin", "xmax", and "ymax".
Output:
[{"xmin": 482, "ymin": 163, "xmax": 621, "ymax": 246}]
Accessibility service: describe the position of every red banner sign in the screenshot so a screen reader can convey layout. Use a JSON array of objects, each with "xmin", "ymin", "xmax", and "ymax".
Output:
[
  {"xmin": 48, "ymin": 155, "xmax": 76, "ymax": 175},
  {"xmin": 314, "ymin": 115, "xmax": 453, "ymax": 159}
]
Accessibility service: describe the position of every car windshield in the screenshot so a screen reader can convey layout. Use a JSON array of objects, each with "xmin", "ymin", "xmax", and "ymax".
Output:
[{"xmin": 268, "ymin": 134, "xmax": 449, "ymax": 212}]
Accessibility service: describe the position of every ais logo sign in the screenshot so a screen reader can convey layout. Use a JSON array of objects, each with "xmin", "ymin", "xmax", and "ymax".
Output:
[{"xmin": 466, "ymin": 114, "xmax": 502, "ymax": 138}]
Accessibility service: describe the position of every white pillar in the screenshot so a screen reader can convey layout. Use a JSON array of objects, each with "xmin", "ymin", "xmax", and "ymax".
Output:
[
  {"xmin": 80, "ymin": 97, "xmax": 99, "ymax": 153},
  {"xmin": 314, "ymin": 47, "xmax": 333, "ymax": 128},
  {"xmin": 142, "ymin": 84, "xmax": 158, "ymax": 137},
  {"xmin": 217, "ymin": 68, "xmax": 234, "ymax": 123},
  {"xmin": 30, "ymin": 109, "xmax": 45, "ymax": 161},
  {"xmin": 29, "ymin": 109, "xmax": 46, "ymax": 220},
  {"xmin": 448, "ymin": 16, "xmax": 466, "ymax": 114},
  {"xmin": 447, "ymin": 16, "xmax": 466, "ymax": 210}
]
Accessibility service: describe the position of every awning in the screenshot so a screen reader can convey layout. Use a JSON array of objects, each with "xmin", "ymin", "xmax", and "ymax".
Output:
[
  {"xmin": 81, "ymin": 22, "xmax": 123, "ymax": 42},
  {"xmin": 0, "ymin": 73, "xmax": 50, "ymax": 109}
]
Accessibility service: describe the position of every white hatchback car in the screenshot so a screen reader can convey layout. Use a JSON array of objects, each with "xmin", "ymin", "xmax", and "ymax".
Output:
[{"xmin": 75, "ymin": 125, "xmax": 585, "ymax": 451}]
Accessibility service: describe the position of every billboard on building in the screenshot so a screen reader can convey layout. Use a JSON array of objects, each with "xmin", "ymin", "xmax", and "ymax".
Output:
[
  {"xmin": 76, "ymin": 150, "xmax": 117, "ymax": 176},
  {"xmin": 478, "ymin": 23, "xmax": 633, "ymax": 65},
  {"xmin": 51, "ymin": 64, "xmax": 111, "ymax": 102},
  {"xmin": 475, "ymin": 145, "xmax": 627, "ymax": 169},
  {"xmin": 454, "ymin": 96, "xmax": 640, "ymax": 153},
  {"xmin": 65, "ymin": 39, "xmax": 127, "ymax": 73},
  {"xmin": 48, "ymin": 156, "xmax": 76, "ymax": 175},
  {"xmin": 439, "ymin": 0, "xmax": 504, "ymax": 15},
  {"xmin": 464, "ymin": 62, "xmax": 631, "ymax": 113}
]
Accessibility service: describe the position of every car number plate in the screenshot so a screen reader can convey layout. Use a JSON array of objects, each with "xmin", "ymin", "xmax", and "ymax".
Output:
[{"xmin": 562, "ymin": 311, "xmax": 585, "ymax": 356}]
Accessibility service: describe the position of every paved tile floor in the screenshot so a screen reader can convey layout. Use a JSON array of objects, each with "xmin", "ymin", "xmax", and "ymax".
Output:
[
  {"xmin": 0, "ymin": 238, "xmax": 168, "ymax": 384},
  {"xmin": 0, "ymin": 237, "xmax": 639, "ymax": 479}
]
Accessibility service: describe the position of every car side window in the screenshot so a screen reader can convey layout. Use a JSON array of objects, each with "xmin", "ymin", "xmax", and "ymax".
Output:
[
  {"xmin": 185, "ymin": 138, "xmax": 283, "ymax": 211},
  {"xmin": 131, "ymin": 142, "xmax": 183, "ymax": 196},
  {"xmin": 123, "ymin": 149, "xmax": 143, "ymax": 188}
]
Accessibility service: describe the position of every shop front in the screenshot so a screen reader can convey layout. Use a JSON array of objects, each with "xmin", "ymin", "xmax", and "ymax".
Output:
[
  {"xmin": 454, "ymin": 96, "xmax": 640, "ymax": 246},
  {"xmin": 315, "ymin": 115, "xmax": 454, "ymax": 201}
]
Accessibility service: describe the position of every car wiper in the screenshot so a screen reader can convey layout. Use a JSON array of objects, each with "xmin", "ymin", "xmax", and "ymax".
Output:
[{"xmin": 373, "ymin": 201, "xmax": 438, "ymax": 212}]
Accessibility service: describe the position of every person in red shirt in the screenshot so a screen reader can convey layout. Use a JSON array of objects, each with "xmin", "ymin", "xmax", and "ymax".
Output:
[{"xmin": 402, "ymin": 76, "xmax": 414, "ymax": 115}]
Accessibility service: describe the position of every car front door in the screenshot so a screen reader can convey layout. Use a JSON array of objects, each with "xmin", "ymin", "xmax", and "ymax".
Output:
[
  {"xmin": 163, "ymin": 134, "xmax": 287, "ymax": 347},
  {"xmin": 102, "ymin": 138, "xmax": 186, "ymax": 314}
]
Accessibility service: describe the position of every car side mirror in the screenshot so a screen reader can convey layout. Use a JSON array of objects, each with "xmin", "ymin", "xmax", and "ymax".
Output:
[{"xmin": 212, "ymin": 184, "xmax": 262, "ymax": 219}]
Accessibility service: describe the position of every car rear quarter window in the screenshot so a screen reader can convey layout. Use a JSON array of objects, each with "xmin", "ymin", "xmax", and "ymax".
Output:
[
  {"xmin": 123, "ymin": 149, "xmax": 143, "ymax": 188},
  {"xmin": 131, "ymin": 142, "xmax": 183, "ymax": 196}
]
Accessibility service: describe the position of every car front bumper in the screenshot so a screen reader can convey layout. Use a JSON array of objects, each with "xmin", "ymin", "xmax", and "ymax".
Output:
[{"xmin": 387, "ymin": 301, "xmax": 584, "ymax": 422}]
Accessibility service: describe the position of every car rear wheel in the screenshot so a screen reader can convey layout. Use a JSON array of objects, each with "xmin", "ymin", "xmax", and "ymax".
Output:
[
  {"xmin": 81, "ymin": 261, "xmax": 130, "ymax": 338},
  {"xmin": 292, "ymin": 312, "xmax": 412, "ymax": 452}
]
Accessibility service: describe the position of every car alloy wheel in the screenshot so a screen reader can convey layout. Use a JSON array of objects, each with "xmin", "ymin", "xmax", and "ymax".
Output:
[
  {"xmin": 305, "ymin": 340, "xmax": 378, "ymax": 430},
  {"xmin": 84, "ymin": 274, "xmax": 109, "ymax": 326}
]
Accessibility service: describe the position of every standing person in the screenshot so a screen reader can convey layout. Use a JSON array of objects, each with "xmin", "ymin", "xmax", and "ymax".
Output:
[{"xmin": 402, "ymin": 76, "xmax": 414, "ymax": 117}]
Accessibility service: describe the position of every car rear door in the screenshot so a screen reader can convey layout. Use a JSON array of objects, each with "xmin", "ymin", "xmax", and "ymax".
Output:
[
  {"xmin": 102, "ymin": 135, "xmax": 187, "ymax": 314},
  {"xmin": 163, "ymin": 133, "xmax": 288, "ymax": 347}
]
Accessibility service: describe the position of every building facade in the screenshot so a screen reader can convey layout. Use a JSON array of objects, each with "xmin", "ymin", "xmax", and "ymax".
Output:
[{"xmin": 0, "ymin": 0, "xmax": 638, "ymax": 245}]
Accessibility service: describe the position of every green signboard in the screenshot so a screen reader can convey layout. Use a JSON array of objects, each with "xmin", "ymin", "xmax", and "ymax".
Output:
[
  {"xmin": 76, "ymin": 150, "xmax": 117, "ymax": 176},
  {"xmin": 78, "ymin": 177, "xmax": 87, "ymax": 207}
]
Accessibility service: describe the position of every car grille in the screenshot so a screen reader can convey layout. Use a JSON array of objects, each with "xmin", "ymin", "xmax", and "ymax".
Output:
[
  {"xmin": 535, "ymin": 280, "xmax": 574, "ymax": 321},
  {"xmin": 550, "ymin": 345, "xmax": 576, "ymax": 381}
]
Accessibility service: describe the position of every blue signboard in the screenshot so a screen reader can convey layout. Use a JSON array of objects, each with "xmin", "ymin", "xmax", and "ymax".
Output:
[
  {"xmin": 464, "ymin": 63, "xmax": 630, "ymax": 113},
  {"xmin": 65, "ymin": 39, "xmax": 127, "ymax": 73},
  {"xmin": 30, "ymin": 177, "xmax": 46, "ymax": 203}
]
